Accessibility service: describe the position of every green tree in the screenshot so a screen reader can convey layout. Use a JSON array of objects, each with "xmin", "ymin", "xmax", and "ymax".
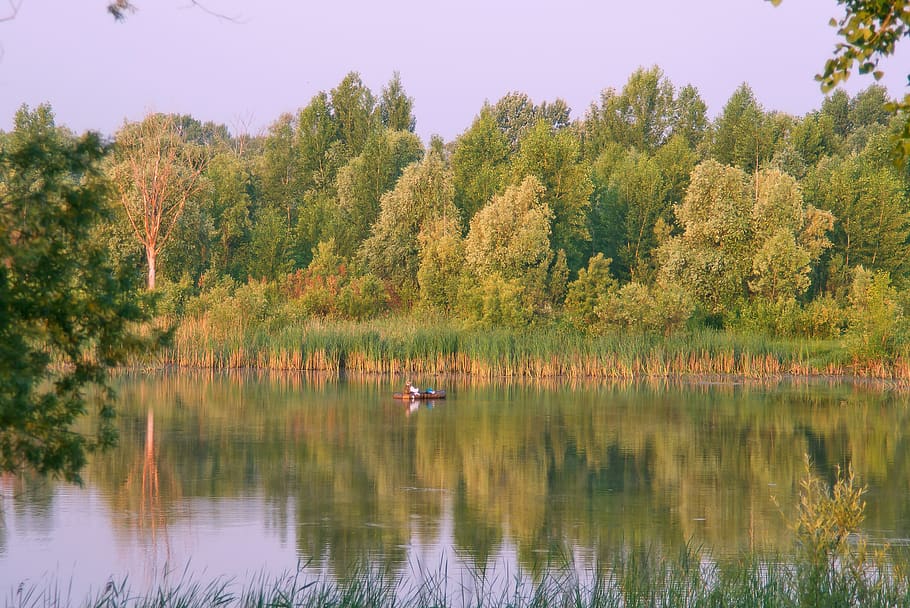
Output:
[
  {"xmin": 711, "ymin": 84, "xmax": 773, "ymax": 172},
  {"xmin": 588, "ymin": 137, "xmax": 695, "ymax": 282},
  {"xmin": 461, "ymin": 177, "xmax": 554, "ymax": 321},
  {"xmin": 331, "ymin": 130, "xmax": 423, "ymax": 258},
  {"xmin": 451, "ymin": 107, "xmax": 510, "ymax": 225},
  {"xmin": 850, "ymin": 84, "xmax": 892, "ymax": 131},
  {"xmin": 821, "ymin": 89, "xmax": 852, "ymax": 140},
  {"xmin": 613, "ymin": 65, "xmax": 676, "ymax": 152},
  {"xmin": 360, "ymin": 152, "xmax": 459, "ymax": 303},
  {"xmin": 671, "ymin": 84, "xmax": 708, "ymax": 150},
  {"xmin": 844, "ymin": 267, "xmax": 905, "ymax": 362},
  {"xmin": 658, "ymin": 160, "xmax": 753, "ymax": 315},
  {"xmin": 203, "ymin": 153, "xmax": 254, "ymax": 281},
  {"xmin": 417, "ymin": 216, "xmax": 465, "ymax": 314},
  {"xmin": 511, "ymin": 120, "xmax": 592, "ymax": 272},
  {"xmin": 803, "ymin": 153, "xmax": 910, "ymax": 289},
  {"xmin": 0, "ymin": 105, "xmax": 151, "ymax": 481},
  {"xmin": 564, "ymin": 253, "xmax": 616, "ymax": 330},
  {"xmin": 331, "ymin": 72, "xmax": 377, "ymax": 158},
  {"xmin": 379, "ymin": 71, "xmax": 416, "ymax": 133},
  {"xmin": 582, "ymin": 66, "xmax": 684, "ymax": 156}
]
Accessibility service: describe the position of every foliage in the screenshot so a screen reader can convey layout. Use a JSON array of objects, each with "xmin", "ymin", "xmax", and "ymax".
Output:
[
  {"xmin": 458, "ymin": 272, "xmax": 533, "ymax": 329},
  {"xmin": 803, "ymin": 153, "xmax": 910, "ymax": 289},
  {"xmin": 360, "ymin": 152, "xmax": 458, "ymax": 304},
  {"xmin": 451, "ymin": 107, "xmax": 511, "ymax": 224},
  {"xmin": 0, "ymin": 105, "xmax": 152, "ymax": 481},
  {"xmin": 462, "ymin": 176, "xmax": 554, "ymax": 321},
  {"xmin": 658, "ymin": 160, "xmax": 753, "ymax": 315},
  {"xmin": 749, "ymin": 169, "xmax": 834, "ymax": 301},
  {"xmin": 332, "ymin": 129, "xmax": 423, "ymax": 257},
  {"xmin": 379, "ymin": 71, "xmax": 416, "ymax": 132},
  {"xmin": 711, "ymin": 84, "xmax": 774, "ymax": 172},
  {"xmin": 417, "ymin": 216, "xmax": 465, "ymax": 314},
  {"xmin": 511, "ymin": 120, "xmax": 592, "ymax": 271},
  {"xmin": 564, "ymin": 253, "xmax": 616, "ymax": 331},
  {"xmin": 596, "ymin": 281, "xmax": 694, "ymax": 335},
  {"xmin": 844, "ymin": 267, "xmax": 906, "ymax": 362}
]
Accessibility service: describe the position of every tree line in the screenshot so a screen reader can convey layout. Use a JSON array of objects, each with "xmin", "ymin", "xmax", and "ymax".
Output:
[{"xmin": 66, "ymin": 67, "xmax": 906, "ymax": 351}]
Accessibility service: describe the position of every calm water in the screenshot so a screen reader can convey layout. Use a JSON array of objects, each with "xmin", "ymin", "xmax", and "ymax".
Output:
[{"xmin": 2, "ymin": 373, "xmax": 910, "ymax": 598}]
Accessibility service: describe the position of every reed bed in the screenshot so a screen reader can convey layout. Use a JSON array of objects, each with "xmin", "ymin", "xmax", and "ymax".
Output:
[{"xmin": 129, "ymin": 315, "xmax": 910, "ymax": 381}]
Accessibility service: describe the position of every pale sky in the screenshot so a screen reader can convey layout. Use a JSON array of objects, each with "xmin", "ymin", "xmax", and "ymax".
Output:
[{"xmin": 1, "ymin": 0, "xmax": 908, "ymax": 143}]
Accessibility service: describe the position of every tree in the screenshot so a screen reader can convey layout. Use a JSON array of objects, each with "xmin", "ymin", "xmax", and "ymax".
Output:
[
  {"xmin": 360, "ymin": 152, "xmax": 459, "ymax": 303},
  {"xmin": 613, "ymin": 66, "xmax": 676, "ymax": 152},
  {"xmin": 451, "ymin": 107, "xmax": 511, "ymax": 225},
  {"xmin": 379, "ymin": 71, "xmax": 416, "ymax": 133},
  {"xmin": 803, "ymin": 153, "xmax": 910, "ymax": 289},
  {"xmin": 582, "ymin": 66, "xmax": 681, "ymax": 156},
  {"xmin": 417, "ymin": 216, "xmax": 465, "ymax": 314},
  {"xmin": 110, "ymin": 113, "xmax": 207, "ymax": 289},
  {"xmin": 511, "ymin": 120, "xmax": 592, "ymax": 272},
  {"xmin": 711, "ymin": 84, "xmax": 773, "ymax": 172},
  {"xmin": 749, "ymin": 169, "xmax": 833, "ymax": 301},
  {"xmin": 461, "ymin": 176, "xmax": 555, "ymax": 321},
  {"xmin": 671, "ymin": 84, "xmax": 709, "ymax": 149},
  {"xmin": 331, "ymin": 130, "xmax": 423, "ymax": 258},
  {"xmin": 0, "ymin": 104, "xmax": 150, "ymax": 481},
  {"xmin": 771, "ymin": 0, "xmax": 910, "ymax": 162},
  {"xmin": 564, "ymin": 253, "xmax": 616, "ymax": 330},
  {"xmin": 658, "ymin": 160, "xmax": 753, "ymax": 314},
  {"xmin": 331, "ymin": 72, "xmax": 377, "ymax": 158}
]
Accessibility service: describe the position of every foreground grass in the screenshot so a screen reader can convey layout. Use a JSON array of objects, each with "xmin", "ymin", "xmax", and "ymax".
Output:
[
  {"xmin": 10, "ymin": 462, "xmax": 909, "ymax": 608},
  {"xmin": 9, "ymin": 546, "xmax": 910, "ymax": 608},
  {"xmin": 135, "ymin": 314, "xmax": 910, "ymax": 380}
]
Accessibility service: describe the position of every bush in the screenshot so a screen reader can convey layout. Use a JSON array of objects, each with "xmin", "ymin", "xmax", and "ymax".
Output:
[
  {"xmin": 843, "ymin": 267, "xmax": 906, "ymax": 363},
  {"xmin": 564, "ymin": 253, "xmax": 615, "ymax": 331},
  {"xmin": 457, "ymin": 272, "xmax": 533, "ymax": 329},
  {"xmin": 337, "ymin": 274, "xmax": 389, "ymax": 320},
  {"xmin": 596, "ymin": 281, "xmax": 694, "ymax": 335},
  {"xmin": 154, "ymin": 274, "xmax": 196, "ymax": 319},
  {"xmin": 735, "ymin": 297, "xmax": 804, "ymax": 337}
]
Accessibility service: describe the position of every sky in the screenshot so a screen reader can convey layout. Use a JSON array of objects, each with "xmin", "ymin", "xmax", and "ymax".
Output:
[{"xmin": 1, "ymin": 0, "xmax": 908, "ymax": 143}]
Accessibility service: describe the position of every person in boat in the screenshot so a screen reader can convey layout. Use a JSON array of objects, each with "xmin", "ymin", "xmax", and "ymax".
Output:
[{"xmin": 406, "ymin": 381, "xmax": 420, "ymax": 396}]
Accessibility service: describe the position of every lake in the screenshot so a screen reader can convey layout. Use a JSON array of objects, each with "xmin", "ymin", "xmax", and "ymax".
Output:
[{"xmin": 2, "ymin": 373, "xmax": 910, "ymax": 600}]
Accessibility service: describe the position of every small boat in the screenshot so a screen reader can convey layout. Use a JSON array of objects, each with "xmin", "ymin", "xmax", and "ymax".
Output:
[{"xmin": 392, "ymin": 390, "xmax": 446, "ymax": 400}]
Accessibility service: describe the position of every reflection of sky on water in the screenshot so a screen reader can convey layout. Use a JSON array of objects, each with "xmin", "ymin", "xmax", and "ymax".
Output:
[
  {"xmin": 0, "ymin": 484, "xmax": 534, "ymax": 605},
  {"xmin": 0, "ymin": 487, "xmax": 299, "ymax": 602}
]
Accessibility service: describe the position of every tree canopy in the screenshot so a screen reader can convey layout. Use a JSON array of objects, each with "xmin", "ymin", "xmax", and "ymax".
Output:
[{"xmin": 0, "ymin": 105, "xmax": 152, "ymax": 482}]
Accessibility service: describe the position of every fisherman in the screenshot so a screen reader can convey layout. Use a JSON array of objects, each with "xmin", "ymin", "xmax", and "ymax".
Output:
[{"xmin": 406, "ymin": 381, "xmax": 420, "ymax": 396}]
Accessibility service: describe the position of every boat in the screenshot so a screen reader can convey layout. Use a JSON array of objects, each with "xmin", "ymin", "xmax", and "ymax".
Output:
[{"xmin": 392, "ymin": 390, "xmax": 446, "ymax": 400}]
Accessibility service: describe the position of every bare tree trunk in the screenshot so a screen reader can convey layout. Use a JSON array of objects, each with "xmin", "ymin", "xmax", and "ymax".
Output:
[{"xmin": 147, "ymin": 247, "xmax": 157, "ymax": 290}]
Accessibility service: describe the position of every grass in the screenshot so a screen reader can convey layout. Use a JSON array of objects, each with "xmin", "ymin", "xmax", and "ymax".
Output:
[
  {"xmin": 128, "ymin": 314, "xmax": 910, "ymax": 381},
  {"xmin": 9, "ymin": 462, "xmax": 910, "ymax": 607},
  {"xmin": 8, "ymin": 548, "xmax": 910, "ymax": 608}
]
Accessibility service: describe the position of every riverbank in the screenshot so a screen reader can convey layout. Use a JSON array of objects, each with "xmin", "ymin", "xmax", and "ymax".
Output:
[{"xmin": 135, "ymin": 316, "xmax": 910, "ymax": 381}]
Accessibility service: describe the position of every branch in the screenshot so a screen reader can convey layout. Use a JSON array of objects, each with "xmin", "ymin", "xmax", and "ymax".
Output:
[
  {"xmin": 182, "ymin": 0, "xmax": 245, "ymax": 23},
  {"xmin": 0, "ymin": 0, "xmax": 23, "ymax": 23}
]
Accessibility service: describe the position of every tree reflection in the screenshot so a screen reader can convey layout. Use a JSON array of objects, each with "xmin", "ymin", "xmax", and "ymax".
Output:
[{"xmin": 73, "ymin": 373, "xmax": 910, "ymax": 575}]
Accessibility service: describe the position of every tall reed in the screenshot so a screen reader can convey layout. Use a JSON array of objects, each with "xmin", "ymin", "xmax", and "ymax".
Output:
[{"xmin": 128, "ymin": 314, "xmax": 910, "ymax": 381}]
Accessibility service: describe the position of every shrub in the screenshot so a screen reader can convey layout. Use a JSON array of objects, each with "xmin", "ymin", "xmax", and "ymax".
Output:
[
  {"xmin": 596, "ymin": 281, "xmax": 693, "ymax": 335},
  {"xmin": 337, "ymin": 274, "xmax": 389, "ymax": 320},
  {"xmin": 843, "ymin": 267, "xmax": 906, "ymax": 363}
]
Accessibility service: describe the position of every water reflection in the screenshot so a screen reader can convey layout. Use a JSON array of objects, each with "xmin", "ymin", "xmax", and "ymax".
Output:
[{"xmin": 2, "ymin": 373, "xmax": 910, "ymax": 593}]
